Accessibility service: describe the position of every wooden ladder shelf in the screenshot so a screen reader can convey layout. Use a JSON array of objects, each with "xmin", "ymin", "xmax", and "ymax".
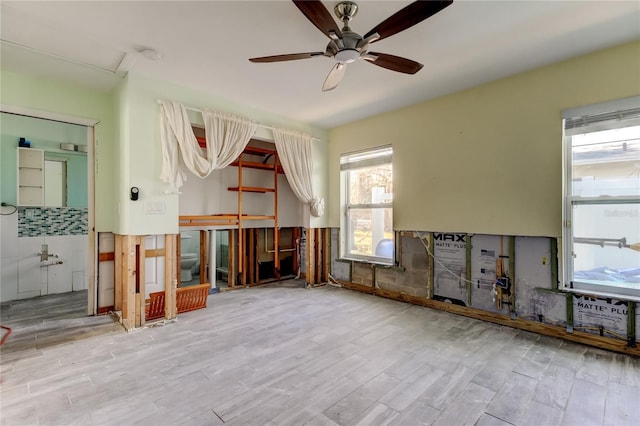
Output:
[{"xmin": 233, "ymin": 145, "xmax": 280, "ymax": 285}]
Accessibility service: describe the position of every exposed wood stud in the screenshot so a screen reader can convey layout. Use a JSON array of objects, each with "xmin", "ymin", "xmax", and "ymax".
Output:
[
  {"xmin": 229, "ymin": 230, "xmax": 236, "ymax": 288},
  {"xmin": 427, "ymin": 232, "xmax": 434, "ymax": 299},
  {"xmin": 164, "ymin": 234, "xmax": 177, "ymax": 320},
  {"xmin": 200, "ymin": 230, "xmax": 207, "ymax": 284},
  {"xmin": 322, "ymin": 228, "xmax": 330, "ymax": 282},
  {"xmin": 315, "ymin": 229, "xmax": 321, "ymax": 284},
  {"xmin": 176, "ymin": 233, "xmax": 182, "ymax": 288},
  {"xmin": 138, "ymin": 237, "xmax": 146, "ymax": 328},
  {"xmin": 566, "ymin": 292, "xmax": 574, "ymax": 333},
  {"xmin": 508, "ymin": 236, "xmax": 516, "ymax": 317},
  {"xmin": 241, "ymin": 229, "xmax": 247, "ymax": 285},
  {"xmin": 238, "ymin": 154, "xmax": 244, "ymax": 275},
  {"xmin": 628, "ymin": 301, "xmax": 636, "ymax": 347},
  {"xmin": 550, "ymin": 238, "xmax": 559, "ymax": 290},
  {"xmin": 306, "ymin": 228, "xmax": 316, "ymax": 285},
  {"xmin": 114, "ymin": 235, "xmax": 122, "ymax": 312},
  {"xmin": 293, "ymin": 227, "xmax": 300, "ymax": 276},
  {"xmin": 249, "ymin": 228, "xmax": 256, "ymax": 284},
  {"xmin": 121, "ymin": 235, "xmax": 136, "ymax": 330},
  {"xmin": 274, "ymin": 155, "xmax": 280, "ymax": 275},
  {"xmin": 466, "ymin": 234, "xmax": 472, "ymax": 306}
]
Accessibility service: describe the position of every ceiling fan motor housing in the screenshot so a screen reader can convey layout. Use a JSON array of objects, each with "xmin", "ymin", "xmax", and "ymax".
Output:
[{"xmin": 330, "ymin": 29, "xmax": 365, "ymax": 63}]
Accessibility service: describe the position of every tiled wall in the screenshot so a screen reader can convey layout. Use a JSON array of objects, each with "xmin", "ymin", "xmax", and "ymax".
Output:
[{"xmin": 18, "ymin": 207, "xmax": 88, "ymax": 237}]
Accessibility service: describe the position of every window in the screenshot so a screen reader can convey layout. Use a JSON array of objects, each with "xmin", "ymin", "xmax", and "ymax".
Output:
[
  {"xmin": 563, "ymin": 97, "xmax": 640, "ymax": 299},
  {"xmin": 340, "ymin": 146, "xmax": 393, "ymax": 264}
]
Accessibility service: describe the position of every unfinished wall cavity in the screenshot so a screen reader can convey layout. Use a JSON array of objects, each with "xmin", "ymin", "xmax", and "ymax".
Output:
[{"xmin": 331, "ymin": 229, "xmax": 639, "ymax": 355}]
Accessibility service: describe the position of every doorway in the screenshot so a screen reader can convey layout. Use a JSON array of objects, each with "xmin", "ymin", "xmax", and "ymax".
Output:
[{"xmin": 0, "ymin": 107, "xmax": 97, "ymax": 314}]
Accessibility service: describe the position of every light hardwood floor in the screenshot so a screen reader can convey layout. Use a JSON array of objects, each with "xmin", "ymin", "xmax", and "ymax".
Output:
[{"xmin": 1, "ymin": 281, "xmax": 639, "ymax": 426}]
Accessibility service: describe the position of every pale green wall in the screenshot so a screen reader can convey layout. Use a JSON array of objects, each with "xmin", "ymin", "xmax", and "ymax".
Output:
[
  {"xmin": 329, "ymin": 40, "xmax": 640, "ymax": 237},
  {"xmin": 0, "ymin": 70, "xmax": 116, "ymax": 230},
  {"xmin": 118, "ymin": 73, "xmax": 329, "ymax": 235},
  {"xmin": 0, "ymin": 69, "xmax": 329, "ymax": 236}
]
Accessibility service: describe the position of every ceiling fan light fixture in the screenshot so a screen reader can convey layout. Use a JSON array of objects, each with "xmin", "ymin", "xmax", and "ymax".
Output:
[
  {"xmin": 140, "ymin": 48, "xmax": 162, "ymax": 61},
  {"xmin": 335, "ymin": 48, "xmax": 360, "ymax": 63}
]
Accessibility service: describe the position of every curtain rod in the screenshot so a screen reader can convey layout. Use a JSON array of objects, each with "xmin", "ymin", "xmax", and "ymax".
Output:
[{"xmin": 157, "ymin": 99, "xmax": 319, "ymax": 142}]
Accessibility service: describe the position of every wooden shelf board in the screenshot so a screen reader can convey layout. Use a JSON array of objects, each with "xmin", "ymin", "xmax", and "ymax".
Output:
[
  {"xmin": 228, "ymin": 186, "xmax": 275, "ymax": 193},
  {"xmin": 230, "ymin": 160, "xmax": 285, "ymax": 174},
  {"xmin": 242, "ymin": 215, "xmax": 276, "ymax": 220},
  {"xmin": 243, "ymin": 146, "xmax": 277, "ymax": 156},
  {"xmin": 179, "ymin": 215, "xmax": 239, "ymax": 227}
]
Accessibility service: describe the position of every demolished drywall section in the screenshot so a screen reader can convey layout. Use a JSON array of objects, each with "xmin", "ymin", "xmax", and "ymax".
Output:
[{"xmin": 330, "ymin": 228, "xmax": 638, "ymax": 353}]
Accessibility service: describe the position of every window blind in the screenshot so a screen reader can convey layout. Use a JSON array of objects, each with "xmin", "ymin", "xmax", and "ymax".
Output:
[{"xmin": 340, "ymin": 145, "xmax": 392, "ymax": 171}]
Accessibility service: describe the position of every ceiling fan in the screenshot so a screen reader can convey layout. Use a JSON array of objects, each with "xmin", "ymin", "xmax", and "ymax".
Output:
[{"xmin": 249, "ymin": 0, "xmax": 453, "ymax": 91}]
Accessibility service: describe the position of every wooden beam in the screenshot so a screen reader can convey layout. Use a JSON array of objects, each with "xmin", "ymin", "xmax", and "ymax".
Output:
[
  {"xmin": 322, "ymin": 228, "xmax": 330, "ymax": 283},
  {"xmin": 237, "ymin": 156, "xmax": 243, "ymax": 276},
  {"xmin": 274, "ymin": 154, "xmax": 280, "ymax": 275},
  {"xmin": 99, "ymin": 252, "xmax": 115, "ymax": 262},
  {"xmin": 145, "ymin": 249, "xmax": 165, "ymax": 258},
  {"xmin": 138, "ymin": 237, "xmax": 146, "ymax": 328},
  {"xmin": 121, "ymin": 235, "xmax": 136, "ymax": 330},
  {"xmin": 306, "ymin": 228, "xmax": 316, "ymax": 285},
  {"xmin": 316, "ymin": 228, "xmax": 321, "ymax": 283},
  {"xmin": 249, "ymin": 228, "xmax": 256, "ymax": 285},
  {"xmin": 292, "ymin": 227, "xmax": 300, "ymax": 276},
  {"xmin": 164, "ymin": 234, "xmax": 177, "ymax": 320},
  {"xmin": 427, "ymin": 232, "xmax": 434, "ymax": 299},
  {"xmin": 200, "ymin": 230, "xmax": 207, "ymax": 284},
  {"xmin": 241, "ymin": 229, "xmax": 247, "ymax": 285},
  {"xmin": 114, "ymin": 235, "xmax": 122, "ymax": 311},
  {"xmin": 176, "ymin": 232, "xmax": 181, "ymax": 288},
  {"xmin": 135, "ymin": 242, "xmax": 141, "ymax": 327},
  {"xmin": 229, "ymin": 230, "xmax": 236, "ymax": 288}
]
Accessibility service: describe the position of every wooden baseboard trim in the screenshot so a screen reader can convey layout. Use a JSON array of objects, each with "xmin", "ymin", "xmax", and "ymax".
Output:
[{"xmin": 338, "ymin": 280, "xmax": 639, "ymax": 357}]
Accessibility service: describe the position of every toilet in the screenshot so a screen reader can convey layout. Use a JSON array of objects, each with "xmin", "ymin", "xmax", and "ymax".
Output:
[{"xmin": 180, "ymin": 253, "xmax": 198, "ymax": 282}]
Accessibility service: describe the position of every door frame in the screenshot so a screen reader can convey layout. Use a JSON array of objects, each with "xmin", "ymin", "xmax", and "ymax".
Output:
[{"xmin": 1, "ymin": 104, "xmax": 98, "ymax": 315}]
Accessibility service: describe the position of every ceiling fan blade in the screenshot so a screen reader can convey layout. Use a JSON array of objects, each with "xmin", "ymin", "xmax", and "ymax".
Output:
[
  {"xmin": 364, "ymin": 0, "xmax": 453, "ymax": 43},
  {"xmin": 323, "ymin": 63, "xmax": 347, "ymax": 92},
  {"xmin": 249, "ymin": 52, "xmax": 326, "ymax": 63},
  {"xmin": 366, "ymin": 52, "xmax": 424, "ymax": 74},
  {"xmin": 293, "ymin": 0, "xmax": 342, "ymax": 39}
]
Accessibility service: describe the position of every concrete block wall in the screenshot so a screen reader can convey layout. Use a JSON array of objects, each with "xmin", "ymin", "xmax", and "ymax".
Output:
[{"xmin": 376, "ymin": 236, "xmax": 429, "ymax": 298}]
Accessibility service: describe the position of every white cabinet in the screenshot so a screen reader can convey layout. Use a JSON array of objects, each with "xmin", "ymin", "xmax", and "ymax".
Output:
[{"xmin": 17, "ymin": 147, "xmax": 44, "ymax": 206}]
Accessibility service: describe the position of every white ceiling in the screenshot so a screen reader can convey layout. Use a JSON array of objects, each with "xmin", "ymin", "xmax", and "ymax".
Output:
[{"xmin": 1, "ymin": 1, "xmax": 639, "ymax": 128}]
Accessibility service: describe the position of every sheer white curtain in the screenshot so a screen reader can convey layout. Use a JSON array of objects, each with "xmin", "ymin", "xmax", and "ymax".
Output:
[
  {"xmin": 202, "ymin": 110, "xmax": 257, "ymax": 169},
  {"xmin": 159, "ymin": 100, "xmax": 257, "ymax": 191},
  {"xmin": 273, "ymin": 128, "xmax": 324, "ymax": 217}
]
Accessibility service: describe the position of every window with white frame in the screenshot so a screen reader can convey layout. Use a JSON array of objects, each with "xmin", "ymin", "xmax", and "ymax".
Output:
[
  {"xmin": 340, "ymin": 146, "xmax": 393, "ymax": 264},
  {"xmin": 563, "ymin": 97, "xmax": 640, "ymax": 299}
]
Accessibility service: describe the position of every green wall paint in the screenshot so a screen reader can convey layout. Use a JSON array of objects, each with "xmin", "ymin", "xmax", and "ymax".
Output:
[
  {"xmin": 1, "ymin": 69, "xmax": 329, "ymax": 235},
  {"xmin": 329, "ymin": 40, "xmax": 640, "ymax": 237},
  {"xmin": 118, "ymin": 73, "xmax": 329, "ymax": 235},
  {"xmin": 0, "ymin": 70, "xmax": 116, "ymax": 230}
]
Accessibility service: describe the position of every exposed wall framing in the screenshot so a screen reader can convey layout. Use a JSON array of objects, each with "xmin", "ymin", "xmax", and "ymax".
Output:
[
  {"xmin": 305, "ymin": 228, "xmax": 330, "ymax": 286},
  {"xmin": 332, "ymin": 230, "xmax": 640, "ymax": 356},
  {"xmin": 111, "ymin": 234, "xmax": 178, "ymax": 331}
]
